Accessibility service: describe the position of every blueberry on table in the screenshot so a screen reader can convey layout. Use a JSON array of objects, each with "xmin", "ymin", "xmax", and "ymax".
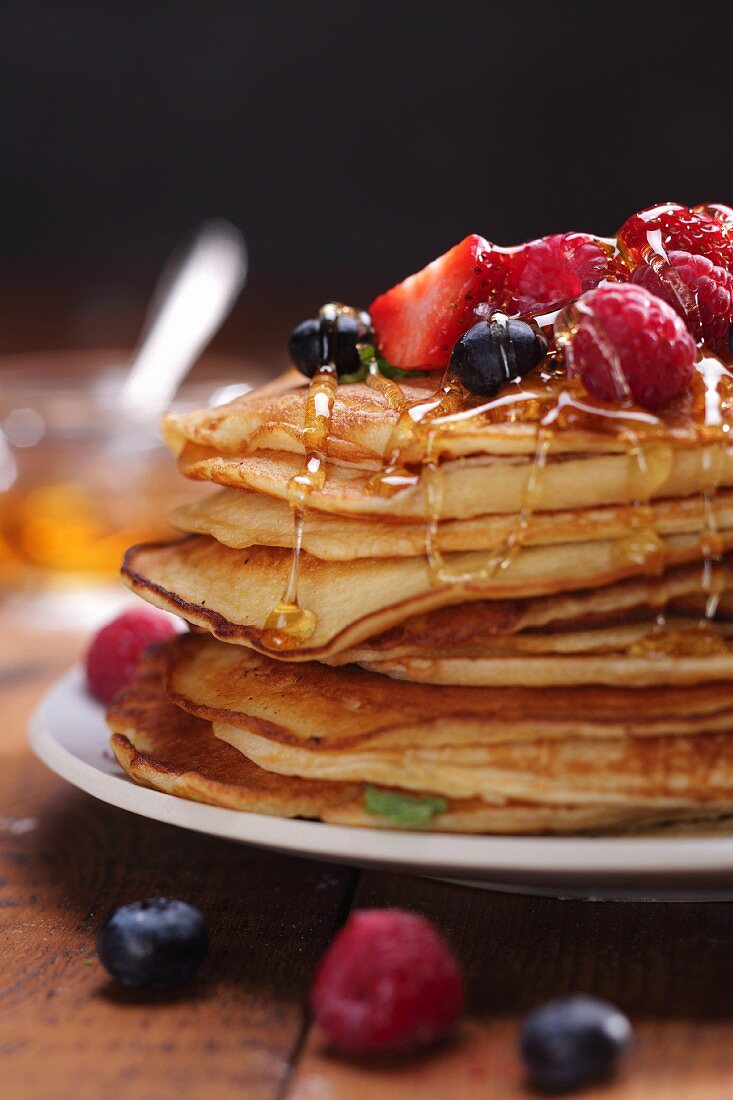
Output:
[
  {"xmin": 519, "ymin": 995, "xmax": 632, "ymax": 1094},
  {"xmin": 289, "ymin": 310, "xmax": 372, "ymax": 378},
  {"xmin": 449, "ymin": 317, "xmax": 547, "ymax": 397},
  {"xmin": 97, "ymin": 898, "xmax": 209, "ymax": 990}
]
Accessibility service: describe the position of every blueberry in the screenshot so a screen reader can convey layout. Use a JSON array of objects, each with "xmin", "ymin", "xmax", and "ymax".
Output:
[
  {"xmin": 289, "ymin": 309, "xmax": 372, "ymax": 378},
  {"xmin": 728, "ymin": 322, "xmax": 733, "ymax": 358},
  {"xmin": 449, "ymin": 318, "xmax": 547, "ymax": 397},
  {"xmin": 97, "ymin": 898, "xmax": 208, "ymax": 990},
  {"xmin": 519, "ymin": 995, "xmax": 632, "ymax": 1094}
]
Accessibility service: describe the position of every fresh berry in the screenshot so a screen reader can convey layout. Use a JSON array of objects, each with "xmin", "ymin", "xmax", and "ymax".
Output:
[
  {"xmin": 631, "ymin": 249, "xmax": 733, "ymax": 356},
  {"xmin": 520, "ymin": 995, "xmax": 632, "ymax": 1094},
  {"xmin": 502, "ymin": 233, "xmax": 611, "ymax": 315},
  {"xmin": 289, "ymin": 309, "xmax": 372, "ymax": 378},
  {"xmin": 568, "ymin": 283, "xmax": 696, "ymax": 409},
  {"xmin": 450, "ymin": 317, "xmax": 547, "ymax": 396},
  {"xmin": 97, "ymin": 898, "xmax": 208, "ymax": 989},
  {"xmin": 370, "ymin": 235, "xmax": 506, "ymax": 369},
  {"xmin": 85, "ymin": 608, "xmax": 177, "ymax": 704},
  {"xmin": 617, "ymin": 202, "xmax": 733, "ymax": 271},
  {"xmin": 310, "ymin": 909, "xmax": 464, "ymax": 1054}
]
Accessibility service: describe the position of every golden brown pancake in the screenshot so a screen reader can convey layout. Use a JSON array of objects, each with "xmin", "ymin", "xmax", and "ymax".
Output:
[
  {"xmin": 163, "ymin": 374, "xmax": 722, "ymax": 463},
  {"xmin": 359, "ymin": 648, "xmax": 733, "ymax": 688},
  {"xmin": 108, "ymin": 648, "xmax": 362, "ymax": 818},
  {"xmin": 123, "ymin": 534, "xmax": 733, "ymax": 660},
  {"xmin": 174, "ymin": 443, "xmax": 733, "ymax": 520},
  {"xmin": 109, "ymin": 646, "xmax": 733, "ymax": 835},
  {"xmin": 170, "ymin": 485, "xmax": 733, "ymax": 560},
  {"xmin": 167, "ymin": 635, "xmax": 733, "ymax": 749}
]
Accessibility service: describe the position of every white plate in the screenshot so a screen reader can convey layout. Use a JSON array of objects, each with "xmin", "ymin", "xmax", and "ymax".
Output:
[{"xmin": 27, "ymin": 667, "xmax": 733, "ymax": 899}]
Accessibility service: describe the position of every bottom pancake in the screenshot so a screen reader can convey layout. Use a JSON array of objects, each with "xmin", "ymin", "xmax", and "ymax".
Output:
[{"xmin": 107, "ymin": 648, "xmax": 733, "ymax": 835}]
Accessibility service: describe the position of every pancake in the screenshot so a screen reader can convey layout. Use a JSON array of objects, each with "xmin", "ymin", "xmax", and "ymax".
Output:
[
  {"xmin": 156, "ymin": 634, "xmax": 733, "ymax": 810},
  {"xmin": 123, "ymin": 534, "xmax": 733, "ymax": 660},
  {"xmin": 163, "ymin": 373, "xmax": 722, "ymax": 463},
  {"xmin": 167, "ymin": 635, "xmax": 733, "ymax": 749},
  {"xmin": 216, "ymin": 717, "xmax": 733, "ymax": 808},
  {"xmin": 108, "ymin": 648, "xmax": 360, "ymax": 818},
  {"xmin": 360, "ymin": 648, "xmax": 733, "ymax": 689},
  {"xmin": 170, "ymin": 485, "xmax": 733, "ymax": 561},
  {"xmin": 174, "ymin": 443, "xmax": 733, "ymax": 521},
  {"xmin": 108, "ymin": 647, "xmax": 703, "ymax": 834},
  {"xmin": 330, "ymin": 568, "xmax": 733, "ymax": 661}
]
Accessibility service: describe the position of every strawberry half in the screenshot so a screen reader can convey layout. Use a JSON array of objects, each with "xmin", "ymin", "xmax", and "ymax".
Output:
[{"xmin": 369, "ymin": 234, "xmax": 503, "ymax": 369}]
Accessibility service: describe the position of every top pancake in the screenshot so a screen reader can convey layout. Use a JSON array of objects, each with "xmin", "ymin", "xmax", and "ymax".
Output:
[{"xmin": 163, "ymin": 370, "xmax": 721, "ymax": 465}]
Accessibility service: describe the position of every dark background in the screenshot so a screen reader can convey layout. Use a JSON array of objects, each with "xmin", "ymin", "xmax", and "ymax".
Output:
[{"xmin": 1, "ymin": 0, "xmax": 731, "ymax": 365}]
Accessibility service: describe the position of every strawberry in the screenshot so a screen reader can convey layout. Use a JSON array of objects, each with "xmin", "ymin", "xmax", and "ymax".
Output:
[{"xmin": 369, "ymin": 234, "xmax": 505, "ymax": 369}]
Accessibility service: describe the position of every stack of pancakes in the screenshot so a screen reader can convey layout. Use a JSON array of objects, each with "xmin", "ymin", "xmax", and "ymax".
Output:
[{"xmin": 109, "ymin": 370, "xmax": 733, "ymax": 833}]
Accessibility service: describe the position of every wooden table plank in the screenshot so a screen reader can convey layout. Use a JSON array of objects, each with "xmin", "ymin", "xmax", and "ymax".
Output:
[
  {"xmin": 285, "ymin": 872, "xmax": 733, "ymax": 1097},
  {"xmin": 0, "ymin": 620, "xmax": 358, "ymax": 1100},
  {"xmin": 286, "ymin": 1020, "xmax": 733, "ymax": 1100}
]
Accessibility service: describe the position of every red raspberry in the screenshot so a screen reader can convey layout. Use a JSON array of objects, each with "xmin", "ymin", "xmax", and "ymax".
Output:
[
  {"xmin": 85, "ymin": 608, "xmax": 177, "ymax": 704},
  {"xmin": 570, "ymin": 284, "xmax": 696, "ymax": 409},
  {"xmin": 309, "ymin": 909, "xmax": 464, "ymax": 1054},
  {"xmin": 631, "ymin": 250, "xmax": 733, "ymax": 356},
  {"xmin": 617, "ymin": 202, "xmax": 733, "ymax": 272},
  {"xmin": 503, "ymin": 232, "xmax": 610, "ymax": 315}
]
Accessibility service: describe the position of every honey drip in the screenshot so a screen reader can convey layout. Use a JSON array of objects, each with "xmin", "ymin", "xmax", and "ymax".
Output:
[
  {"xmin": 695, "ymin": 354, "xmax": 733, "ymax": 624},
  {"xmin": 261, "ymin": 303, "xmax": 352, "ymax": 649},
  {"xmin": 365, "ymin": 369, "xmax": 467, "ymax": 497}
]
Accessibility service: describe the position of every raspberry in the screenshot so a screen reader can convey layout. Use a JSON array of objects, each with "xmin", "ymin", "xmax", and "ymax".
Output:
[
  {"xmin": 570, "ymin": 283, "xmax": 696, "ymax": 409},
  {"xmin": 85, "ymin": 608, "xmax": 177, "ymax": 704},
  {"xmin": 617, "ymin": 202, "xmax": 733, "ymax": 272},
  {"xmin": 309, "ymin": 909, "xmax": 464, "ymax": 1054},
  {"xmin": 631, "ymin": 250, "xmax": 733, "ymax": 356},
  {"xmin": 503, "ymin": 232, "xmax": 610, "ymax": 315}
]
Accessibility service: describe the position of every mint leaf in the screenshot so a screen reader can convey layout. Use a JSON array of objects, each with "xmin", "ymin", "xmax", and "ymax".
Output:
[
  {"xmin": 356, "ymin": 343, "xmax": 432, "ymax": 380},
  {"xmin": 364, "ymin": 786, "xmax": 447, "ymax": 827}
]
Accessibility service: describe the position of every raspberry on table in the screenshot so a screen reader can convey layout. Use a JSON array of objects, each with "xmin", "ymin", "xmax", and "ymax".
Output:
[
  {"xmin": 569, "ymin": 283, "xmax": 697, "ymax": 409},
  {"xmin": 631, "ymin": 249, "xmax": 733, "ymax": 357},
  {"xmin": 309, "ymin": 908, "xmax": 464, "ymax": 1054},
  {"xmin": 85, "ymin": 608, "xmax": 177, "ymax": 704},
  {"xmin": 617, "ymin": 202, "xmax": 733, "ymax": 272},
  {"xmin": 503, "ymin": 232, "xmax": 610, "ymax": 315}
]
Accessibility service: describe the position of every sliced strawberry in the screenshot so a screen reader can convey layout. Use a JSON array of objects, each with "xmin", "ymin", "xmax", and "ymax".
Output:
[
  {"xmin": 369, "ymin": 234, "xmax": 504, "ymax": 369},
  {"xmin": 502, "ymin": 232, "xmax": 612, "ymax": 315}
]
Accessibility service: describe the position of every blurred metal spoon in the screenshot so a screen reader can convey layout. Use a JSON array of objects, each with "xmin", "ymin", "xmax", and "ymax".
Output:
[{"xmin": 121, "ymin": 220, "xmax": 248, "ymax": 418}]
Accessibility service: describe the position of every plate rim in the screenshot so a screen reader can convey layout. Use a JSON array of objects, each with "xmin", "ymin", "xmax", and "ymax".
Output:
[{"xmin": 27, "ymin": 665, "xmax": 733, "ymax": 883}]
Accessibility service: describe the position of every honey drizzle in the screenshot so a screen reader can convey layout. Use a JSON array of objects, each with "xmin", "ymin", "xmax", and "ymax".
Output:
[
  {"xmin": 261, "ymin": 303, "xmax": 348, "ymax": 650},
  {"xmin": 695, "ymin": 354, "xmax": 732, "ymax": 624},
  {"xmin": 365, "ymin": 369, "xmax": 467, "ymax": 497}
]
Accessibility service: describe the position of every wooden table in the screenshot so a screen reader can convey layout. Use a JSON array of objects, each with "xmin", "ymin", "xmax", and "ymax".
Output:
[{"xmin": 3, "ymin": 616, "xmax": 733, "ymax": 1099}]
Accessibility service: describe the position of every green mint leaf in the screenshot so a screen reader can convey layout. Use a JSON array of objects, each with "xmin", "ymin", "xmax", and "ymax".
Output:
[
  {"xmin": 364, "ymin": 786, "xmax": 447, "ymax": 827},
  {"xmin": 338, "ymin": 364, "xmax": 368, "ymax": 383},
  {"xmin": 356, "ymin": 343, "xmax": 433, "ymax": 381}
]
